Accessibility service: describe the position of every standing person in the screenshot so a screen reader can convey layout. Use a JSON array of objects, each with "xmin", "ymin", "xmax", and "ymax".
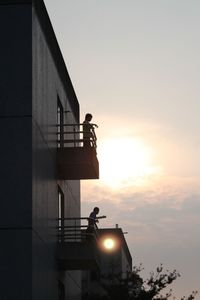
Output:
[
  {"xmin": 86, "ymin": 207, "xmax": 100, "ymax": 239},
  {"xmin": 86, "ymin": 207, "xmax": 106, "ymax": 240},
  {"xmin": 83, "ymin": 113, "xmax": 93, "ymax": 147},
  {"xmin": 88, "ymin": 207, "xmax": 100, "ymax": 228}
]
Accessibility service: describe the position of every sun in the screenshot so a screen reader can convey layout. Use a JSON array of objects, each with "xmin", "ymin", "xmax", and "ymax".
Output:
[{"xmin": 98, "ymin": 137, "xmax": 157, "ymax": 187}]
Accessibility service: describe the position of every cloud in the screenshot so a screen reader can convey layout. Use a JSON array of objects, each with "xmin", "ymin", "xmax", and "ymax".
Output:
[
  {"xmin": 81, "ymin": 174, "xmax": 200, "ymax": 249},
  {"xmin": 81, "ymin": 175, "xmax": 200, "ymax": 297}
]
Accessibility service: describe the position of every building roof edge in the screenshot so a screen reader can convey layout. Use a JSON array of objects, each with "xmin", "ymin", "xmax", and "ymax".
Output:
[{"xmin": 34, "ymin": 0, "xmax": 80, "ymax": 122}]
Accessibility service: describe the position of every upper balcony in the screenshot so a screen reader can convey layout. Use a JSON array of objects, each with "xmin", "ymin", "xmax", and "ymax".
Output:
[
  {"xmin": 57, "ymin": 217, "xmax": 100, "ymax": 270},
  {"xmin": 57, "ymin": 123, "xmax": 99, "ymax": 180}
]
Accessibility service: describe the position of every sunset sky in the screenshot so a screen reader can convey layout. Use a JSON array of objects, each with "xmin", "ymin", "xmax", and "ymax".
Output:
[{"xmin": 44, "ymin": 1, "xmax": 200, "ymax": 297}]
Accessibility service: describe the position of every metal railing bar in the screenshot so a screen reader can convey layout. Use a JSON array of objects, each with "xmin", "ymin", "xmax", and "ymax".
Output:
[
  {"xmin": 57, "ymin": 234, "xmax": 97, "ymax": 238},
  {"xmin": 57, "ymin": 229, "xmax": 98, "ymax": 234},
  {"xmin": 56, "ymin": 131, "xmax": 93, "ymax": 134},
  {"xmin": 57, "ymin": 217, "xmax": 91, "ymax": 220},
  {"xmin": 55, "ymin": 233, "xmax": 97, "ymax": 237},
  {"xmin": 57, "ymin": 233, "xmax": 83, "ymax": 237},
  {"xmin": 56, "ymin": 226, "xmax": 88, "ymax": 229},
  {"xmin": 56, "ymin": 233, "xmax": 97, "ymax": 239},
  {"xmin": 57, "ymin": 139, "xmax": 95, "ymax": 143},
  {"xmin": 56, "ymin": 123, "xmax": 98, "ymax": 127}
]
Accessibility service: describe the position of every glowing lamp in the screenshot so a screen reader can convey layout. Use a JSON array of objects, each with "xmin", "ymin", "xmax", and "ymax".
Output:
[
  {"xmin": 98, "ymin": 235, "xmax": 121, "ymax": 253},
  {"xmin": 103, "ymin": 238, "xmax": 115, "ymax": 250}
]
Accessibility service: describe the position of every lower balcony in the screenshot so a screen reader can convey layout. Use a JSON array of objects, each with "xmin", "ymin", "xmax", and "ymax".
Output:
[
  {"xmin": 57, "ymin": 240, "xmax": 99, "ymax": 270},
  {"xmin": 57, "ymin": 217, "xmax": 100, "ymax": 270}
]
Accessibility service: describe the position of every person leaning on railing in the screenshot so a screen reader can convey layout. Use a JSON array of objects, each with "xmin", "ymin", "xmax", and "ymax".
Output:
[
  {"xmin": 83, "ymin": 113, "xmax": 97, "ymax": 147},
  {"xmin": 86, "ymin": 207, "xmax": 106, "ymax": 240},
  {"xmin": 87, "ymin": 207, "xmax": 100, "ymax": 230}
]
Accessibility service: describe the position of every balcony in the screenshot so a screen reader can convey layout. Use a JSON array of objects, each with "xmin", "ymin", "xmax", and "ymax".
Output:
[
  {"xmin": 57, "ymin": 123, "xmax": 99, "ymax": 180},
  {"xmin": 57, "ymin": 217, "xmax": 100, "ymax": 270}
]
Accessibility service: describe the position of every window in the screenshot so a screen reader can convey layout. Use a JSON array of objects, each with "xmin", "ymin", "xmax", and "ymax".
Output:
[
  {"xmin": 57, "ymin": 96, "xmax": 64, "ymax": 148},
  {"xmin": 58, "ymin": 186, "xmax": 64, "ymax": 242}
]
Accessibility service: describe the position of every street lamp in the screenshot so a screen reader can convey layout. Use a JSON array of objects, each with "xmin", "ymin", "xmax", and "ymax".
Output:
[
  {"xmin": 99, "ymin": 235, "xmax": 120, "ymax": 253},
  {"xmin": 103, "ymin": 238, "xmax": 115, "ymax": 250}
]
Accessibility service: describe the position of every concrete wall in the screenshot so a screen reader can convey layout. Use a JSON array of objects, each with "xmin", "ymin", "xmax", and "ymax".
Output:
[
  {"xmin": 0, "ymin": 3, "xmax": 32, "ymax": 300},
  {"xmin": 121, "ymin": 247, "xmax": 132, "ymax": 279},
  {"xmin": 0, "ymin": 1, "xmax": 81, "ymax": 300},
  {"xmin": 0, "ymin": 3, "xmax": 32, "ymax": 116},
  {"xmin": 32, "ymin": 3, "xmax": 81, "ymax": 300}
]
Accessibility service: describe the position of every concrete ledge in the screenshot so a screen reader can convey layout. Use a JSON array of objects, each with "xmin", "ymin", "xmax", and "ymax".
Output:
[
  {"xmin": 57, "ymin": 241, "xmax": 100, "ymax": 270},
  {"xmin": 57, "ymin": 147, "xmax": 99, "ymax": 180}
]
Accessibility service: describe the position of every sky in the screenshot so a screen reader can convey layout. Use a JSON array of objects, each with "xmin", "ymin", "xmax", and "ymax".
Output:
[{"xmin": 44, "ymin": 1, "xmax": 200, "ymax": 298}]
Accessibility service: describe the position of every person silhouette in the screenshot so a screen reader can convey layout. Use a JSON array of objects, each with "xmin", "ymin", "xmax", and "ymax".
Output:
[
  {"xmin": 83, "ymin": 113, "xmax": 98, "ymax": 147},
  {"xmin": 83, "ymin": 113, "xmax": 93, "ymax": 147},
  {"xmin": 88, "ymin": 207, "xmax": 100, "ymax": 228},
  {"xmin": 86, "ymin": 208, "xmax": 106, "ymax": 241},
  {"xmin": 86, "ymin": 207, "xmax": 100, "ymax": 240}
]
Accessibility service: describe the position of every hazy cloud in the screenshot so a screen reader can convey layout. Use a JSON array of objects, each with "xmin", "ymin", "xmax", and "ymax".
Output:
[{"xmin": 81, "ymin": 175, "xmax": 200, "ymax": 297}]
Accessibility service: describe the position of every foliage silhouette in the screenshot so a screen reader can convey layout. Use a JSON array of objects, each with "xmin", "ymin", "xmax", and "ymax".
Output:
[{"xmin": 83, "ymin": 264, "xmax": 198, "ymax": 300}]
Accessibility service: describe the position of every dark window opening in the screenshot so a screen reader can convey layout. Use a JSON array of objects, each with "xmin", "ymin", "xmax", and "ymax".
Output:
[
  {"xmin": 57, "ymin": 96, "xmax": 64, "ymax": 148},
  {"xmin": 58, "ymin": 186, "xmax": 65, "ymax": 242}
]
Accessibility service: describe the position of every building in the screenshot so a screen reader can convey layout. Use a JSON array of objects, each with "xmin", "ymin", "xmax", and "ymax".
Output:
[
  {"xmin": 0, "ymin": 1, "xmax": 98, "ymax": 300},
  {"xmin": 99, "ymin": 228, "xmax": 132, "ymax": 280},
  {"xmin": 82, "ymin": 227, "xmax": 132, "ymax": 299},
  {"xmin": 0, "ymin": 1, "xmax": 133, "ymax": 300}
]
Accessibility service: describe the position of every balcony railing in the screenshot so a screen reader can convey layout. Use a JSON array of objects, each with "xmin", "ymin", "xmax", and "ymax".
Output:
[
  {"xmin": 57, "ymin": 124, "xmax": 99, "ymax": 180},
  {"xmin": 57, "ymin": 217, "xmax": 100, "ymax": 270},
  {"xmin": 57, "ymin": 123, "xmax": 98, "ymax": 148},
  {"xmin": 57, "ymin": 217, "xmax": 99, "ymax": 242}
]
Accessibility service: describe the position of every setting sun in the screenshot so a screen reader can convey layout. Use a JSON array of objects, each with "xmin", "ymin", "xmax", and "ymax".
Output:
[{"xmin": 98, "ymin": 137, "xmax": 157, "ymax": 187}]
